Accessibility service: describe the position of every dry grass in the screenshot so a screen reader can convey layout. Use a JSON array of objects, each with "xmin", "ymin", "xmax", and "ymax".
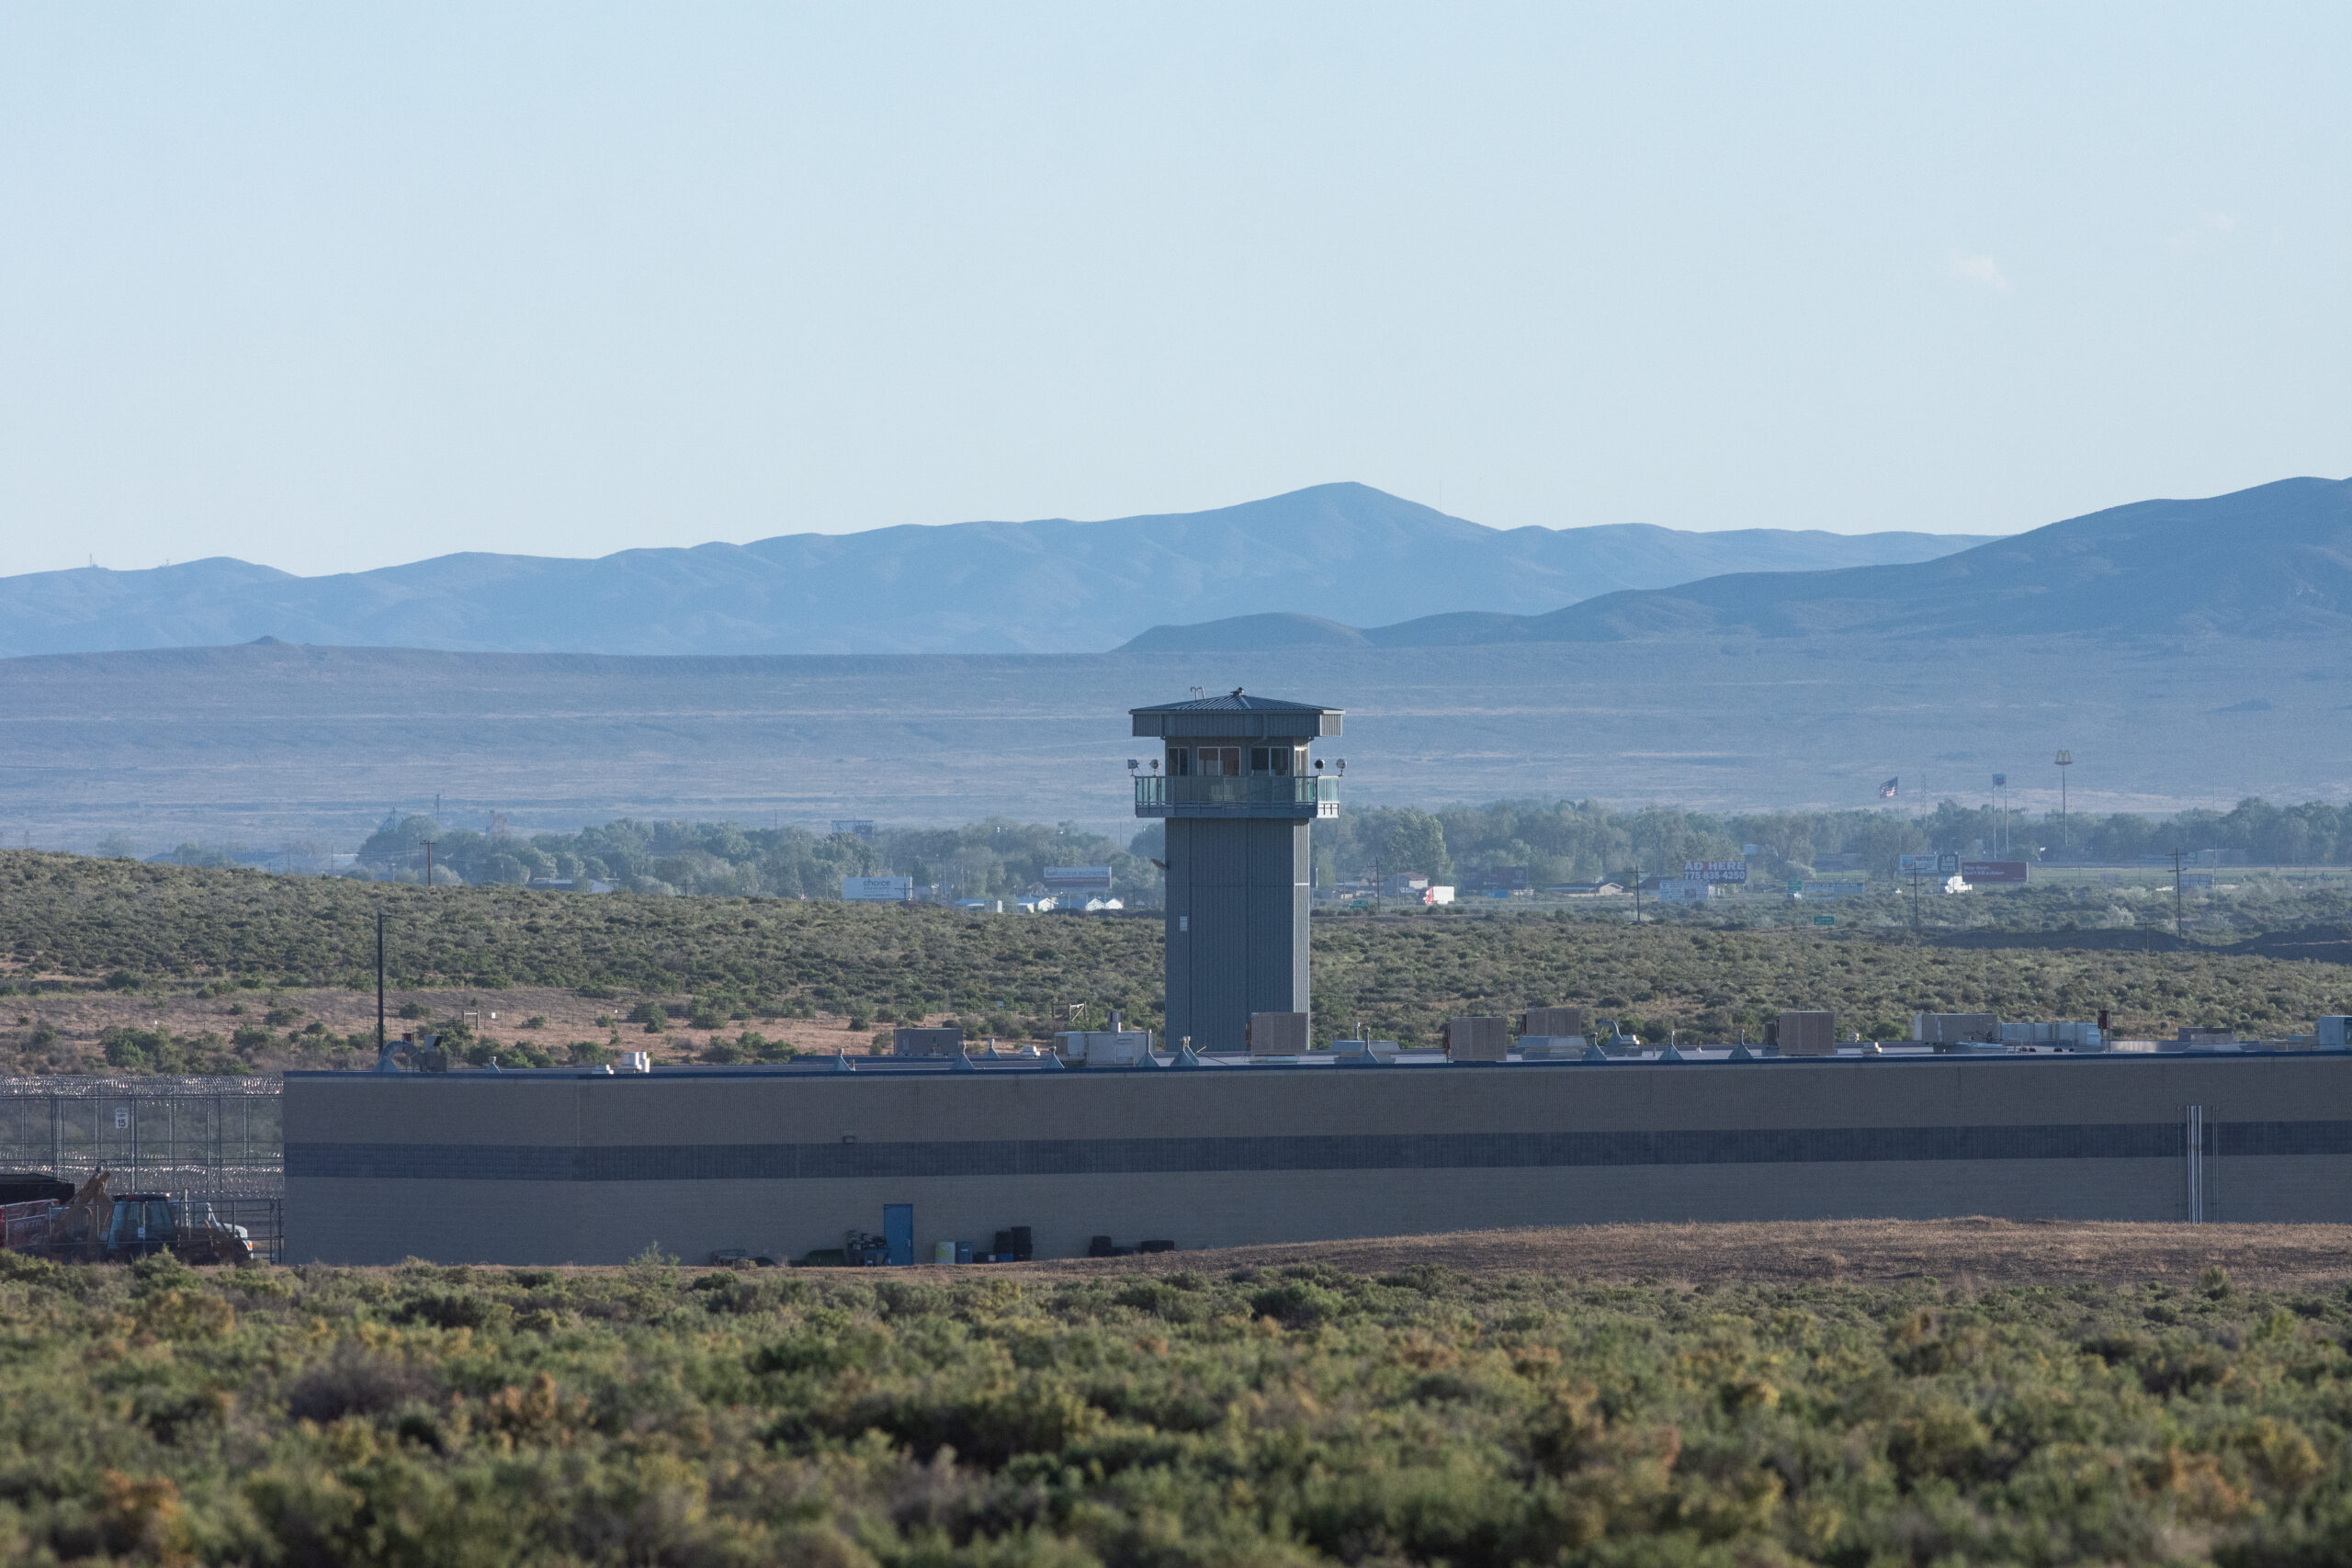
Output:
[
  {"xmin": 1003, "ymin": 1218, "xmax": 2352, "ymax": 1292},
  {"xmin": 1, "ymin": 984, "xmax": 901, "ymax": 1073}
]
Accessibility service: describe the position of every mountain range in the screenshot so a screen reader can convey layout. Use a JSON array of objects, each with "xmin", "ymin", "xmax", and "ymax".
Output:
[
  {"xmin": 1122, "ymin": 477, "xmax": 2352, "ymax": 649},
  {"xmin": 0, "ymin": 485, "xmax": 1985, "ymax": 658}
]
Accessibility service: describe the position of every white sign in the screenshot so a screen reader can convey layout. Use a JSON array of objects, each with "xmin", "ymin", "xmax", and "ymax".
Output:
[
  {"xmin": 1899, "ymin": 852, "xmax": 1962, "ymax": 876},
  {"xmin": 1681, "ymin": 859, "xmax": 1748, "ymax": 884},
  {"xmin": 842, "ymin": 875, "xmax": 914, "ymax": 902}
]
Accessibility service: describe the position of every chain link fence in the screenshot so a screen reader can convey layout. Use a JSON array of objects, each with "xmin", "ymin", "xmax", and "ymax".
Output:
[{"xmin": 0, "ymin": 1078, "xmax": 284, "ymax": 1260}]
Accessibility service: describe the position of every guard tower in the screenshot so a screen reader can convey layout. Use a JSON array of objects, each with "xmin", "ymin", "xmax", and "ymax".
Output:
[{"xmin": 1131, "ymin": 689, "xmax": 1342, "ymax": 1051}]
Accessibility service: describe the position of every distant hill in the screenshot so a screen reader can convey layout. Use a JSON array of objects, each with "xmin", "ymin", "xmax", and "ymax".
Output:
[
  {"xmin": 1125, "ymin": 477, "xmax": 2352, "ymax": 649},
  {"xmin": 0, "ymin": 484, "xmax": 1984, "ymax": 658}
]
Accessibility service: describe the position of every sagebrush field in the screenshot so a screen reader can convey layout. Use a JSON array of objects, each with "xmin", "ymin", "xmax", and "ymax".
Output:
[
  {"xmin": 3, "ymin": 852, "xmax": 2349, "ymax": 1073},
  {"xmin": 3, "ymin": 1242, "xmax": 2350, "ymax": 1565}
]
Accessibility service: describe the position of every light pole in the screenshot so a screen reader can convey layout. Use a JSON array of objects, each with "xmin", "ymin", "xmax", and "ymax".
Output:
[
  {"xmin": 2053, "ymin": 750, "xmax": 2073, "ymax": 850},
  {"xmin": 1993, "ymin": 773, "xmax": 2007, "ymax": 856}
]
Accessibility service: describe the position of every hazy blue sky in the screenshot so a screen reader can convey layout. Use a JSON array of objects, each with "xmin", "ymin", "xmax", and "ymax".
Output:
[{"xmin": 2, "ymin": 4, "xmax": 2345, "ymax": 576}]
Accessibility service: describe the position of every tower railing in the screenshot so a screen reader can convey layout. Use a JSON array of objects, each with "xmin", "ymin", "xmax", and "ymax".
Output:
[{"xmin": 1134, "ymin": 775, "xmax": 1338, "ymax": 817}]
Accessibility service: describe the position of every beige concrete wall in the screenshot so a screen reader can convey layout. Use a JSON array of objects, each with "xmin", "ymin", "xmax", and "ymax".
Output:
[{"xmin": 284, "ymin": 1055, "xmax": 2352, "ymax": 1265}]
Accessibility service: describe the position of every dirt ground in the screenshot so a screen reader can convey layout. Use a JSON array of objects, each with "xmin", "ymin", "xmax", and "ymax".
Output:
[
  {"xmin": 1001, "ymin": 1219, "xmax": 2352, "ymax": 1292},
  {"xmin": 4, "ymin": 985, "xmax": 922, "ymax": 1071}
]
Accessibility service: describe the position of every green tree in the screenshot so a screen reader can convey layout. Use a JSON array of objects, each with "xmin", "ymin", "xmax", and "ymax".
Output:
[{"xmin": 1376, "ymin": 808, "xmax": 1453, "ymax": 884}]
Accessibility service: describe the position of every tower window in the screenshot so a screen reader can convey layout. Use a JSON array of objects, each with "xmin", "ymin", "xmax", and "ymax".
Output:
[{"xmin": 1250, "ymin": 748, "xmax": 1270, "ymax": 773}]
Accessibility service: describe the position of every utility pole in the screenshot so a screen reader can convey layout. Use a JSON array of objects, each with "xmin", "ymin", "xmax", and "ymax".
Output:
[
  {"xmin": 2173, "ymin": 846, "xmax": 2186, "ymax": 942},
  {"xmin": 376, "ymin": 911, "xmax": 387, "ymax": 1055},
  {"xmin": 2054, "ymin": 750, "xmax": 2074, "ymax": 849},
  {"xmin": 1632, "ymin": 863, "xmax": 1643, "ymax": 926},
  {"xmin": 1909, "ymin": 866, "xmax": 1923, "ymax": 942},
  {"xmin": 418, "ymin": 838, "xmax": 438, "ymax": 887},
  {"xmin": 1993, "ymin": 773, "xmax": 2007, "ymax": 855}
]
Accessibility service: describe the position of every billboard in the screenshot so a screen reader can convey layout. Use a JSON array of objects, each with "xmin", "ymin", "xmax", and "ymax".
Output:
[
  {"xmin": 1898, "ymin": 852, "xmax": 1962, "ymax": 876},
  {"xmin": 1043, "ymin": 865, "xmax": 1114, "ymax": 893},
  {"xmin": 1681, "ymin": 859, "xmax": 1748, "ymax": 884},
  {"xmin": 842, "ymin": 875, "xmax": 913, "ymax": 902},
  {"xmin": 1961, "ymin": 860, "xmax": 2029, "ymax": 885}
]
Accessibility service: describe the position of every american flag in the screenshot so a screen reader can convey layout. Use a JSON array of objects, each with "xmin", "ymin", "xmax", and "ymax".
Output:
[{"xmin": 1878, "ymin": 777, "xmax": 1898, "ymax": 799}]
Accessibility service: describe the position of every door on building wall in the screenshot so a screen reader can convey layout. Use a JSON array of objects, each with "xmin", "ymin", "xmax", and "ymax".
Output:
[{"xmin": 882, "ymin": 1204, "xmax": 913, "ymax": 1267}]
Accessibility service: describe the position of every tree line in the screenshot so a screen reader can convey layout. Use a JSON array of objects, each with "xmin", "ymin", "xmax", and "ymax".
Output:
[
  {"xmin": 346, "ymin": 814, "xmax": 1163, "ymax": 902},
  {"xmin": 147, "ymin": 794, "xmax": 2349, "ymax": 902},
  {"xmin": 1295, "ymin": 795, "xmax": 2352, "ymax": 889}
]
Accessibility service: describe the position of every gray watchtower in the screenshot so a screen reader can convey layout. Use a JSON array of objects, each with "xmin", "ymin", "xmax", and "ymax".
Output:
[{"xmin": 1131, "ymin": 689, "xmax": 1342, "ymax": 1051}]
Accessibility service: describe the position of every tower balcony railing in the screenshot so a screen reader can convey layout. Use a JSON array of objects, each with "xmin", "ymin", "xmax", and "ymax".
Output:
[{"xmin": 1134, "ymin": 774, "xmax": 1338, "ymax": 819}]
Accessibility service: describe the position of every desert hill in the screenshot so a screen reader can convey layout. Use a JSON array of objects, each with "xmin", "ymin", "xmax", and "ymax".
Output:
[
  {"xmin": 0, "ymin": 484, "xmax": 1983, "ymax": 658},
  {"xmin": 1127, "ymin": 476, "xmax": 2352, "ymax": 649}
]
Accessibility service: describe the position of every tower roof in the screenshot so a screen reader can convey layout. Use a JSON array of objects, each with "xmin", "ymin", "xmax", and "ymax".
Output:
[{"xmin": 1131, "ymin": 689, "xmax": 1342, "ymax": 738}]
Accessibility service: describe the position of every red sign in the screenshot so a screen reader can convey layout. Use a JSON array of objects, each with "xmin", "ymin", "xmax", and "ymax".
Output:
[{"xmin": 1962, "ymin": 860, "xmax": 2029, "ymax": 884}]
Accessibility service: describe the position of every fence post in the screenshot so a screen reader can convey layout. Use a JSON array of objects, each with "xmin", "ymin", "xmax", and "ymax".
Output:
[{"xmin": 2185, "ymin": 1104, "xmax": 2204, "ymax": 1224}]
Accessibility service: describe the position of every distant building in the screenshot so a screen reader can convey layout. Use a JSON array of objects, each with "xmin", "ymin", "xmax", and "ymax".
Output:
[
  {"xmin": 830, "ymin": 819, "xmax": 877, "ymax": 840},
  {"xmin": 1547, "ymin": 882, "xmax": 1623, "ymax": 897},
  {"xmin": 1799, "ymin": 880, "xmax": 1865, "ymax": 899},
  {"xmin": 1652, "ymin": 878, "xmax": 1722, "ymax": 903},
  {"xmin": 1042, "ymin": 865, "xmax": 1114, "ymax": 897}
]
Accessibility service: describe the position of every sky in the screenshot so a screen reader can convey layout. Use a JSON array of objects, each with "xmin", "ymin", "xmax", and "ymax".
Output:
[{"xmin": 0, "ymin": 4, "xmax": 2346, "ymax": 578}]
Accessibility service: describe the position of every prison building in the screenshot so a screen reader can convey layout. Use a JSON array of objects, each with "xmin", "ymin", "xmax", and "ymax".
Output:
[{"xmin": 284, "ymin": 1049, "xmax": 2352, "ymax": 1266}]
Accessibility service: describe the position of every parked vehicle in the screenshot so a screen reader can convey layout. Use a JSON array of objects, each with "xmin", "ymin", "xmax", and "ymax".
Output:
[{"xmin": 0, "ymin": 1168, "xmax": 253, "ymax": 1265}]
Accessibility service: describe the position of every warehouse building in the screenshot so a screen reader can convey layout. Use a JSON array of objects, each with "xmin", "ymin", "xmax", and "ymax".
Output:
[{"xmin": 285, "ymin": 1048, "xmax": 2352, "ymax": 1265}]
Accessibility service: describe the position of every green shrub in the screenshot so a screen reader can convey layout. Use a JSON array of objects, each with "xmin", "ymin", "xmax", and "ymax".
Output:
[{"xmin": 0, "ymin": 1257, "xmax": 2342, "ymax": 1563}]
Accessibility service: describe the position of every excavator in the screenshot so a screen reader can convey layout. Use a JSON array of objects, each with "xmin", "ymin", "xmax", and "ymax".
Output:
[{"xmin": 0, "ymin": 1168, "xmax": 254, "ymax": 1265}]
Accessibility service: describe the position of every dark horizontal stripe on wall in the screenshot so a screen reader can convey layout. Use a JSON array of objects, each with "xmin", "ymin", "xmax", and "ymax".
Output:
[
  {"xmin": 287, "ymin": 1119, "xmax": 2352, "ymax": 1183},
  {"xmin": 2218, "ymin": 1120, "xmax": 2352, "ymax": 1157}
]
